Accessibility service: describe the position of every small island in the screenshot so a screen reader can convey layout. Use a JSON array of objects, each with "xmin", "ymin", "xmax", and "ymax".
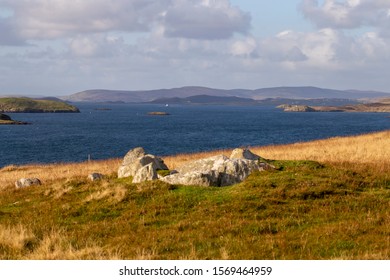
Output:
[
  {"xmin": 0, "ymin": 113, "xmax": 30, "ymax": 125},
  {"xmin": 277, "ymin": 104, "xmax": 316, "ymax": 112},
  {"xmin": 94, "ymin": 108, "xmax": 112, "ymax": 111},
  {"xmin": 0, "ymin": 97, "xmax": 80, "ymax": 113},
  {"xmin": 147, "ymin": 111, "xmax": 170, "ymax": 116}
]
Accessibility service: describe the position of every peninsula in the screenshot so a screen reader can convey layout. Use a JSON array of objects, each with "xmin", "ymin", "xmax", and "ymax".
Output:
[{"xmin": 0, "ymin": 97, "xmax": 80, "ymax": 113}]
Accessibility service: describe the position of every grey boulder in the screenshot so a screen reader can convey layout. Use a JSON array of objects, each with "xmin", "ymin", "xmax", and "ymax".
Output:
[
  {"xmin": 15, "ymin": 178, "xmax": 41, "ymax": 189},
  {"xmin": 132, "ymin": 162, "xmax": 159, "ymax": 183},
  {"xmin": 160, "ymin": 149, "xmax": 274, "ymax": 187},
  {"xmin": 117, "ymin": 147, "xmax": 168, "ymax": 182}
]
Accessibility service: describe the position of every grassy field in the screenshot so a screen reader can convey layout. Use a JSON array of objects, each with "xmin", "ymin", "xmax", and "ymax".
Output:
[{"xmin": 0, "ymin": 131, "xmax": 389, "ymax": 259}]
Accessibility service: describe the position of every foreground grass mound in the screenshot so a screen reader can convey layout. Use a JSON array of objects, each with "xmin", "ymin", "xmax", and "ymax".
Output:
[{"xmin": 0, "ymin": 158, "xmax": 389, "ymax": 259}]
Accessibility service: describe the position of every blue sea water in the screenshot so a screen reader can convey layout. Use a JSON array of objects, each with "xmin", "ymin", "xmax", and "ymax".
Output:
[{"xmin": 1, "ymin": 103, "xmax": 389, "ymax": 167}]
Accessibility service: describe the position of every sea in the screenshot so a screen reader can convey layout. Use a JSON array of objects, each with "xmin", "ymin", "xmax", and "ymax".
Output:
[{"xmin": 1, "ymin": 103, "xmax": 389, "ymax": 167}]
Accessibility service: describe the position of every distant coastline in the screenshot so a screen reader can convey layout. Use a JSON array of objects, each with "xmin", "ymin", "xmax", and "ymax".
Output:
[{"xmin": 278, "ymin": 99, "xmax": 390, "ymax": 113}]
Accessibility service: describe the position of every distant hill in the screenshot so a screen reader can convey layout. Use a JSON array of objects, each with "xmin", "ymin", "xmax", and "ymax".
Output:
[
  {"xmin": 150, "ymin": 95, "xmax": 257, "ymax": 105},
  {"xmin": 62, "ymin": 86, "xmax": 390, "ymax": 103},
  {"xmin": 0, "ymin": 97, "xmax": 80, "ymax": 113},
  {"xmin": 151, "ymin": 95, "xmax": 361, "ymax": 106},
  {"xmin": 249, "ymin": 86, "xmax": 390, "ymax": 99}
]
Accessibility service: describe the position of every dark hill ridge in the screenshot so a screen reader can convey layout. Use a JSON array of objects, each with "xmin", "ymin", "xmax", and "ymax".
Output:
[
  {"xmin": 150, "ymin": 94, "xmax": 256, "ymax": 105},
  {"xmin": 151, "ymin": 95, "xmax": 361, "ymax": 106},
  {"xmin": 63, "ymin": 86, "xmax": 390, "ymax": 103}
]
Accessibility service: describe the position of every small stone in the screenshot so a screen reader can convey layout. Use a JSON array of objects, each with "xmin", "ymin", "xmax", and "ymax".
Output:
[
  {"xmin": 88, "ymin": 173, "xmax": 104, "ymax": 181},
  {"xmin": 15, "ymin": 178, "xmax": 41, "ymax": 189}
]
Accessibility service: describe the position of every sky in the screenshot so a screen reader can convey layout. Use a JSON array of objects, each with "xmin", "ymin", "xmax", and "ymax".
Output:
[{"xmin": 1, "ymin": 0, "xmax": 390, "ymax": 96}]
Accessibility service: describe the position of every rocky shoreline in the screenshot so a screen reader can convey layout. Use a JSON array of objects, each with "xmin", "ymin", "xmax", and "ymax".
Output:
[
  {"xmin": 277, "ymin": 100, "xmax": 390, "ymax": 113},
  {"xmin": 0, "ymin": 113, "xmax": 30, "ymax": 125}
]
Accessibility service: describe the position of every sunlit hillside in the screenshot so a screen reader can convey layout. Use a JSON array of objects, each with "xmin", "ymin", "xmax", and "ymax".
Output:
[{"xmin": 0, "ymin": 130, "xmax": 389, "ymax": 260}]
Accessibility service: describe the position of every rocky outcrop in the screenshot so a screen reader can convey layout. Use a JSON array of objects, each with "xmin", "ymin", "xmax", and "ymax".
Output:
[
  {"xmin": 15, "ymin": 178, "xmax": 41, "ymax": 189},
  {"xmin": 160, "ymin": 148, "xmax": 274, "ymax": 187},
  {"xmin": 118, "ymin": 147, "xmax": 274, "ymax": 186},
  {"xmin": 117, "ymin": 147, "xmax": 169, "ymax": 182}
]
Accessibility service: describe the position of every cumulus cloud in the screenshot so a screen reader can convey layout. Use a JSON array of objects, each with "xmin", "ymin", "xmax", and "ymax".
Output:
[
  {"xmin": 2, "ymin": 0, "xmax": 390, "ymax": 94},
  {"xmin": 0, "ymin": 0, "xmax": 250, "ymax": 42},
  {"xmin": 68, "ymin": 34, "xmax": 127, "ymax": 57},
  {"xmin": 0, "ymin": 0, "xmax": 165, "ymax": 40},
  {"xmin": 163, "ymin": 0, "xmax": 251, "ymax": 39},
  {"xmin": 230, "ymin": 37, "xmax": 257, "ymax": 56},
  {"xmin": 300, "ymin": 0, "xmax": 390, "ymax": 33}
]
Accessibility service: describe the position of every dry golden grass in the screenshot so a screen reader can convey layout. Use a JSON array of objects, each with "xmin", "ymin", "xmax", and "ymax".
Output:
[
  {"xmin": 0, "ymin": 158, "xmax": 121, "ymax": 191},
  {"xmin": 1, "ymin": 130, "xmax": 389, "ymax": 189},
  {"xmin": 0, "ymin": 224, "xmax": 121, "ymax": 260},
  {"xmin": 164, "ymin": 130, "xmax": 390, "ymax": 170},
  {"xmin": 257, "ymin": 130, "xmax": 390, "ymax": 165},
  {"xmin": 1, "ymin": 131, "xmax": 389, "ymax": 260}
]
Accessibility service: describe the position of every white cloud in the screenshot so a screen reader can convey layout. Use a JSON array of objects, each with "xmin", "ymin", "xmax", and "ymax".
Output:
[
  {"xmin": 230, "ymin": 37, "xmax": 257, "ymax": 56},
  {"xmin": 68, "ymin": 35, "xmax": 127, "ymax": 57},
  {"xmin": 0, "ymin": 0, "xmax": 250, "ymax": 42},
  {"xmin": 163, "ymin": 0, "xmax": 251, "ymax": 39},
  {"xmin": 1, "ymin": 0, "xmax": 390, "ymax": 94},
  {"xmin": 300, "ymin": 0, "xmax": 390, "ymax": 33}
]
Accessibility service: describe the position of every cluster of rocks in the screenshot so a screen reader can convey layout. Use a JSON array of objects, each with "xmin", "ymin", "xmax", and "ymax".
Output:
[
  {"xmin": 13, "ymin": 147, "xmax": 274, "ymax": 189},
  {"xmin": 117, "ymin": 147, "xmax": 274, "ymax": 187}
]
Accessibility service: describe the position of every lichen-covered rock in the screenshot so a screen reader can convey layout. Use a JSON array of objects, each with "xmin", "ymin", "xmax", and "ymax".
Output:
[
  {"xmin": 122, "ymin": 147, "xmax": 146, "ymax": 165},
  {"xmin": 15, "ymin": 178, "xmax": 41, "ymax": 189},
  {"xmin": 117, "ymin": 147, "xmax": 168, "ymax": 182},
  {"xmin": 230, "ymin": 148, "xmax": 261, "ymax": 160},
  {"xmin": 160, "ymin": 149, "xmax": 274, "ymax": 187},
  {"xmin": 132, "ymin": 163, "xmax": 158, "ymax": 183},
  {"xmin": 160, "ymin": 170, "xmax": 218, "ymax": 187}
]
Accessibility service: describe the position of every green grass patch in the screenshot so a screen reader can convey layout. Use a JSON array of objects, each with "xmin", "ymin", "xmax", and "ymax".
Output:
[{"xmin": 0, "ymin": 160, "xmax": 389, "ymax": 259}]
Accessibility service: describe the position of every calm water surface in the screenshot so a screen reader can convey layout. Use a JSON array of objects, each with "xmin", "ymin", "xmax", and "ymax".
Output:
[{"xmin": 1, "ymin": 103, "xmax": 389, "ymax": 167}]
